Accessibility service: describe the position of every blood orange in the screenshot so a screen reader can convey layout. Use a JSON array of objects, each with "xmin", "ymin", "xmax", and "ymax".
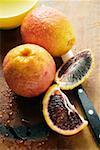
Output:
[
  {"xmin": 21, "ymin": 6, "xmax": 75, "ymax": 57},
  {"xmin": 56, "ymin": 50, "xmax": 94, "ymax": 90},
  {"xmin": 43, "ymin": 84, "xmax": 88, "ymax": 135}
]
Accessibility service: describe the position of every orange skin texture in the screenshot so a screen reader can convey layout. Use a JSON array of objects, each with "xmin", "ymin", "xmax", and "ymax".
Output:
[
  {"xmin": 3, "ymin": 44, "xmax": 56, "ymax": 97},
  {"xmin": 21, "ymin": 6, "xmax": 75, "ymax": 57}
]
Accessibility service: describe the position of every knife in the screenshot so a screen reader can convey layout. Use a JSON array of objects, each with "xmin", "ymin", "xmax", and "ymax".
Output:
[{"xmin": 74, "ymin": 85, "xmax": 100, "ymax": 145}]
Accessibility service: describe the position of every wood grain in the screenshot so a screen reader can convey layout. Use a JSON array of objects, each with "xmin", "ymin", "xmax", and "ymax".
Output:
[{"xmin": 0, "ymin": 0, "xmax": 100, "ymax": 149}]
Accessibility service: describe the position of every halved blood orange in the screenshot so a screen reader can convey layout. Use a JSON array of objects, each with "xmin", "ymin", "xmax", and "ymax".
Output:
[
  {"xmin": 55, "ymin": 49, "xmax": 94, "ymax": 90},
  {"xmin": 43, "ymin": 84, "xmax": 88, "ymax": 135}
]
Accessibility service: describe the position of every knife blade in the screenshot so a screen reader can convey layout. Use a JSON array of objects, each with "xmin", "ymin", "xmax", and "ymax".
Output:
[{"xmin": 74, "ymin": 86, "xmax": 100, "ymax": 145}]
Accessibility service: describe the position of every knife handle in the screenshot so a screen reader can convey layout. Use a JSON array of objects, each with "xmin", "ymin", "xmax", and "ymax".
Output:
[{"xmin": 75, "ymin": 87, "xmax": 100, "ymax": 145}]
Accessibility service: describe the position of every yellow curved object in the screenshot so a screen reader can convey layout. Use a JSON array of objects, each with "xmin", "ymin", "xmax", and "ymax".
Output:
[{"xmin": 0, "ymin": 0, "xmax": 39, "ymax": 29}]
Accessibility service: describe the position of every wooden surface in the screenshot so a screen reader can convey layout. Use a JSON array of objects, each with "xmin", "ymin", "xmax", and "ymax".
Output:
[{"xmin": 0, "ymin": 0, "xmax": 100, "ymax": 149}]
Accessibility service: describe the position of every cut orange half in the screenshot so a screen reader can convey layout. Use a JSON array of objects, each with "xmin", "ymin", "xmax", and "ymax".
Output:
[
  {"xmin": 55, "ymin": 49, "xmax": 94, "ymax": 90},
  {"xmin": 43, "ymin": 84, "xmax": 88, "ymax": 135}
]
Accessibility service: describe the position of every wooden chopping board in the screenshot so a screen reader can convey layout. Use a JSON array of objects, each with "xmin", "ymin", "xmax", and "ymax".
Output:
[{"xmin": 0, "ymin": 0, "xmax": 100, "ymax": 149}]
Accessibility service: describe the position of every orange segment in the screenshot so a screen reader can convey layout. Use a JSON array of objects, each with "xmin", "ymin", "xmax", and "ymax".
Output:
[
  {"xmin": 55, "ymin": 50, "xmax": 94, "ymax": 90},
  {"xmin": 43, "ymin": 84, "xmax": 88, "ymax": 135}
]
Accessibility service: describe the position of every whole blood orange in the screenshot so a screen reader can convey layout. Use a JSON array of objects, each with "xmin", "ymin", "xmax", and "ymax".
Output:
[
  {"xmin": 21, "ymin": 6, "xmax": 75, "ymax": 57},
  {"xmin": 3, "ymin": 44, "xmax": 56, "ymax": 97}
]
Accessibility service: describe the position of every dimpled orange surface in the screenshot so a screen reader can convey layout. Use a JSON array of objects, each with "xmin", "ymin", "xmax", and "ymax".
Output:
[
  {"xmin": 0, "ymin": 0, "xmax": 100, "ymax": 149},
  {"xmin": 21, "ymin": 6, "xmax": 75, "ymax": 56}
]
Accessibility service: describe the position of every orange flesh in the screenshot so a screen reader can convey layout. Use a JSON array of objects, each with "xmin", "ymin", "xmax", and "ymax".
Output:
[{"xmin": 48, "ymin": 90, "xmax": 83, "ymax": 130}]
